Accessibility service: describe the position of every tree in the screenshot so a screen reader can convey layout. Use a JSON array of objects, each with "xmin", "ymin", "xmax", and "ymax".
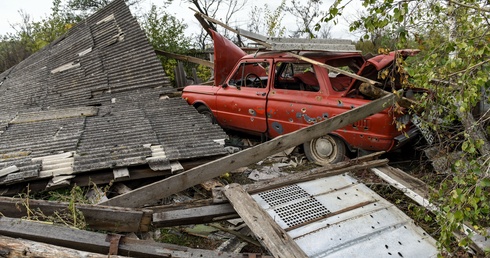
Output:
[
  {"xmin": 248, "ymin": 0, "xmax": 286, "ymax": 38},
  {"xmin": 188, "ymin": 0, "xmax": 248, "ymax": 49},
  {"xmin": 142, "ymin": 3, "xmax": 192, "ymax": 85},
  {"xmin": 284, "ymin": 0, "xmax": 326, "ymax": 38},
  {"xmin": 322, "ymin": 0, "xmax": 490, "ymax": 252}
]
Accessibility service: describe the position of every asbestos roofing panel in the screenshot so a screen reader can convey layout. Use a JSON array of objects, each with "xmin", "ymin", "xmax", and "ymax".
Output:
[
  {"xmin": 0, "ymin": 0, "xmax": 227, "ymax": 189},
  {"xmin": 252, "ymin": 174, "xmax": 438, "ymax": 258}
]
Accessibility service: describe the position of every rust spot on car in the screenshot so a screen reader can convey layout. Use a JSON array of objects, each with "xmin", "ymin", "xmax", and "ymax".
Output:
[{"xmin": 315, "ymin": 96, "xmax": 322, "ymax": 101}]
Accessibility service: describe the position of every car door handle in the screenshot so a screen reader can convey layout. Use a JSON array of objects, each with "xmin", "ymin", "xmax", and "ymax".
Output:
[{"xmin": 256, "ymin": 92, "xmax": 266, "ymax": 96}]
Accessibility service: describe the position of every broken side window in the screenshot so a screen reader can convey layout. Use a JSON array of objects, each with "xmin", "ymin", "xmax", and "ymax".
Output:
[{"xmin": 228, "ymin": 61, "xmax": 269, "ymax": 89}]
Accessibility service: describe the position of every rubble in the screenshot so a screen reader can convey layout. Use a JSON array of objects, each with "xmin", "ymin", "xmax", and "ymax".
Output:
[{"xmin": 1, "ymin": 1, "xmax": 487, "ymax": 257}]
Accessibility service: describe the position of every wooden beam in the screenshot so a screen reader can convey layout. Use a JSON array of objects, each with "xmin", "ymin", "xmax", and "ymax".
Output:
[
  {"xmin": 0, "ymin": 235, "xmax": 117, "ymax": 258},
  {"xmin": 99, "ymin": 93, "xmax": 397, "ymax": 208},
  {"xmin": 287, "ymin": 52, "xmax": 380, "ymax": 85},
  {"xmin": 0, "ymin": 197, "xmax": 152, "ymax": 232},
  {"xmin": 152, "ymin": 202, "xmax": 238, "ymax": 227},
  {"xmin": 0, "ymin": 217, "xmax": 263, "ymax": 258},
  {"xmin": 223, "ymin": 183, "xmax": 308, "ymax": 258},
  {"xmin": 155, "ymin": 49, "xmax": 214, "ymax": 68}
]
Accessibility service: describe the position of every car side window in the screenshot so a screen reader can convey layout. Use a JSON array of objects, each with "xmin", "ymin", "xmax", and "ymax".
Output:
[
  {"xmin": 274, "ymin": 62, "xmax": 320, "ymax": 92},
  {"xmin": 228, "ymin": 61, "xmax": 269, "ymax": 88}
]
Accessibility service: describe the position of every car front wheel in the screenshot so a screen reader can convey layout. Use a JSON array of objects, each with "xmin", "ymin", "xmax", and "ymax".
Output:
[
  {"xmin": 304, "ymin": 135, "xmax": 346, "ymax": 165},
  {"xmin": 196, "ymin": 105, "xmax": 216, "ymax": 124}
]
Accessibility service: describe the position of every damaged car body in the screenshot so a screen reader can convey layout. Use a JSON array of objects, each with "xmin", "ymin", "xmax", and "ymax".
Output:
[{"xmin": 183, "ymin": 30, "xmax": 420, "ymax": 164}]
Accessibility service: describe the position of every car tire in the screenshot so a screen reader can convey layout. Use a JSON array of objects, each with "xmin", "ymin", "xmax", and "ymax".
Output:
[
  {"xmin": 304, "ymin": 135, "xmax": 346, "ymax": 165},
  {"xmin": 196, "ymin": 105, "xmax": 216, "ymax": 124}
]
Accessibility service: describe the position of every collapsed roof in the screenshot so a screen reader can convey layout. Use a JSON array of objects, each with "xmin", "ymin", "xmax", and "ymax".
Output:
[{"xmin": 0, "ymin": 0, "xmax": 227, "ymax": 193}]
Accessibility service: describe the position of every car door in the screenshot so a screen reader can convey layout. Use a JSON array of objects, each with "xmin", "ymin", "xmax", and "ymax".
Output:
[{"xmin": 214, "ymin": 59, "xmax": 271, "ymax": 133}]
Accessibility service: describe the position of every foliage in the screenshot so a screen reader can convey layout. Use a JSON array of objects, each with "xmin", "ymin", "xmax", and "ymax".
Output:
[
  {"xmin": 248, "ymin": 1, "xmax": 286, "ymax": 38},
  {"xmin": 322, "ymin": 0, "xmax": 490, "ymax": 253},
  {"xmin": 142, "ymin": 3, "xmax": 192, "ymax": 85},
  {"xmin": 0, "ymin": 0, "xmax": 79, "ymax": 72},
  {"xmin": 285, "ymin": 0, "xmax": 328, "ymax": 38}
]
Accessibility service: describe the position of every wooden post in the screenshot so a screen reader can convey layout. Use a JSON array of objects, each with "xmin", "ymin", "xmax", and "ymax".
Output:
[{"xmin": 99, "ymin": 93, "xmax": 397, "ymax": 208}]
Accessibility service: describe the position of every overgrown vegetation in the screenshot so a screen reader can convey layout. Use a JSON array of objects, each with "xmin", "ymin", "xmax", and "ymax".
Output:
[{"xmin": 323, "ymin": 0, "xmax": 490, "ymax": 253}]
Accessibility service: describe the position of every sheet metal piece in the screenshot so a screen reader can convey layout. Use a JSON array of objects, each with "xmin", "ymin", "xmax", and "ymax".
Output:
[{"xmin": 252, "ymin": 174, "xmax": 438, "ymax": 258}]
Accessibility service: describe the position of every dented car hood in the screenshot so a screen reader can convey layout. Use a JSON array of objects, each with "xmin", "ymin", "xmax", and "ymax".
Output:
[{"xmin": 211, "ymin": 30, "xmax": 247, "ymax": 85}]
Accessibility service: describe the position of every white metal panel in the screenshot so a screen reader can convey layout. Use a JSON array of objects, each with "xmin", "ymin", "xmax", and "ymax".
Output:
[{"xmin": 252, "ymin": 174, "xmax": 438, "ymax": 258}]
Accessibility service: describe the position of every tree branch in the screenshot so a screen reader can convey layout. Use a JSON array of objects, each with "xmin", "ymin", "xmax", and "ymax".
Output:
[{"xmin": 449, "ymin": 0, "xmax": 490, "ymax": 13}]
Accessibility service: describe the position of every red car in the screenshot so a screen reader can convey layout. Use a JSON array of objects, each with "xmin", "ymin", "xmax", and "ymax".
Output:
[{"xmin": 183, "ymin": 31, "xmax": 419, "ymax": 164}]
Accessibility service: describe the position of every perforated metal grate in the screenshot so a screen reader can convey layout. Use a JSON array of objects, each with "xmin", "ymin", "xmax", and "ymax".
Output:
[
  {"xmin": 258, "ymin": 185, "xmax": 310, "ymax": 207},
  {"xmin": 275, "ymin": 198, "xmax": 330, "ymax": 227},
  {"xmin": 258, "ymin": 185, "xmax": 330, "ymax": 227}
]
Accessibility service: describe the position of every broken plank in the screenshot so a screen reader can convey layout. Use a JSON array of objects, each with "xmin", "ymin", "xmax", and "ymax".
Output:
[
  {"xmin": 223, "ymin": 183, "xmax": 308, "ymax": 258},
  {"xmin": 0, "ymin": 235, "xmax": 118, "ymax": 258},
  {"xmin": 0, "ymin": 197, "xmax": 152, "ymax": 232},
  {"xmin": 0, "ymin": 217, "xmax": 264, "ymax": 258},
  {"xmin": 371, "ymin": 165, "xmax": 490, "ymax": 254},
  {"xmin": 155, "ymin": 49, "xmax": 213, "ymax": 68},
  {"xmin": 152, "ymin": 202, "xmax": 237, "ymax": 227},
  {"xmin": 99, "ymin": 93, "xmax": 398, "ymax": 208}
]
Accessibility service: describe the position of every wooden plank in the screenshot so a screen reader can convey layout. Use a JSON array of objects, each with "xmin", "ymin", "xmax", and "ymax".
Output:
[
  {"xmin": 0, "ymin": 235, "xmax": 117, "ymax": 258},
  {"xmin": 155, "ymin": 49, "xmax": 214, "ymax": 68},
  {"xmin": 0, "ymin": 197, "xmax": 152, "ymax": 232},
  {"xmin": 223, "ymin": 183, "xmax": 308, "ymax": 258},
  {"xmin": 287, "ymin": 52, "xmax": 380, "ymax": 85},
  {"xmin": 152, "ymin": 202, "xmax": 237, "ymax": 227},
  {"xmin": 99, "ymin": 93, "xmax": 397, "ymax": 208},
  {"xmin": 0, "ymin": 217, "xmax": 263, "ymax": 258}
]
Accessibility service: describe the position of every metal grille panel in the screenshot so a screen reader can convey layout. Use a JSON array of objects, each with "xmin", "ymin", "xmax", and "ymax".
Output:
[
  {"xmin": 275, "ymin": 198, "xmax": 330, "ymax": 227},
  {"xmin": 258, "ymin": 184, "xmax": 330, "ymax": 227},
  {"xmin": 258, "ymin": 185, "xmax": 310, "ymax": 207}
]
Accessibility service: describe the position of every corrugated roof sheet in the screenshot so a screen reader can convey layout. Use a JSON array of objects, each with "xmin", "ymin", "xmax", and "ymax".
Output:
[{"xmin": 0, "ymin": 0, "xmax": 227, "ymax": 192}]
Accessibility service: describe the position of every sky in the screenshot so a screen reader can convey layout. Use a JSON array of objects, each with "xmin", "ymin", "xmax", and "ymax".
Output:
[{"xmin": 0, "ymin": 0, "xmax": 358, "ymax": 40}]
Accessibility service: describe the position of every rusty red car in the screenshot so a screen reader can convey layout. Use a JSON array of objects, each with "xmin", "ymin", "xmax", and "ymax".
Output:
[{"xmin": 182, "ymin": 31, "xmax": 419, "ymax": 164}]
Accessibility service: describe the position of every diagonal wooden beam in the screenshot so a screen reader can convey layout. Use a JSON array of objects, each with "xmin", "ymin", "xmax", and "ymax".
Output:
[
  {"xmin": 288, "ymin": 52, "xmax": 380, "ymax": 85},
  {"xmin": 155, "ymin": 49, "xmax": 214, "ymax": 68},
  {"xmin": 99, "ymin": 93, "xmax": 398, "ymax": 208}
]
